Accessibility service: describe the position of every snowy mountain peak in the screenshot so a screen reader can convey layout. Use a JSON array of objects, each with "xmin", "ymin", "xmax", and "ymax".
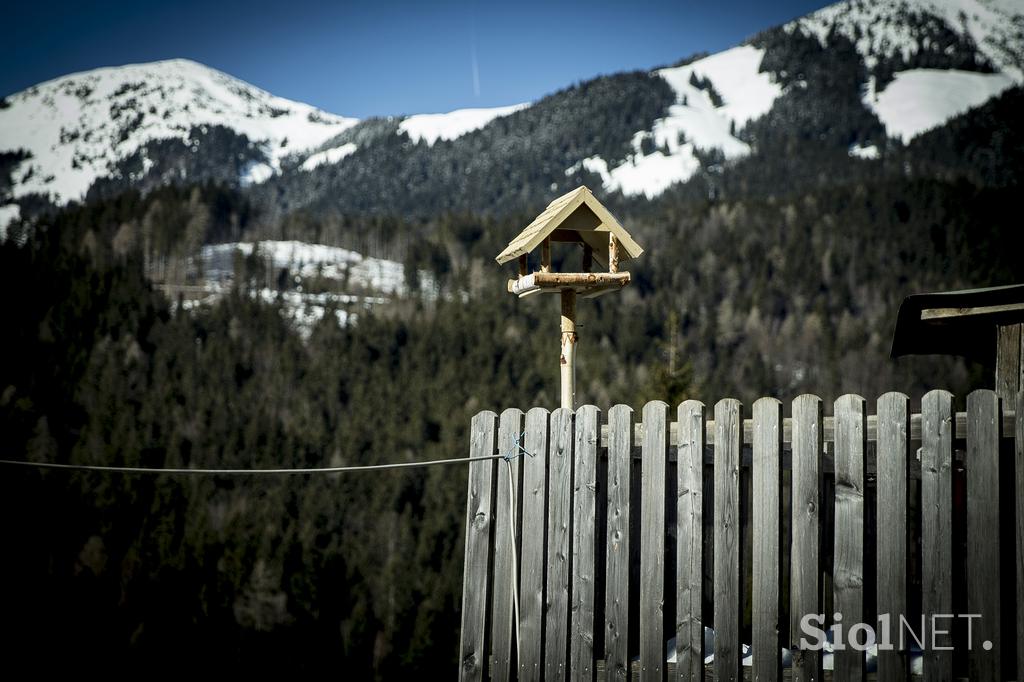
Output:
[
  {"xmin": 787, "ymin": 0, "xmax": 1024, "ymax": 77},
  {"xmin": 0, "ymin": 58, "xmax": 358, "ymax": 203}
]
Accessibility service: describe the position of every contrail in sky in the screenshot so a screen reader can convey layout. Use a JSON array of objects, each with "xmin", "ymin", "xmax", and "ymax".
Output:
[{"xmin": 471, "ymin": 24, "xmax": 480, "ymax": 97}]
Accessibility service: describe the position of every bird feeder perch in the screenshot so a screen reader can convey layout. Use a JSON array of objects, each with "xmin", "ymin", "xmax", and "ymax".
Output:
[{"xmin": 495, "ymin": 186, "xmax": 644, "ymax": 409}]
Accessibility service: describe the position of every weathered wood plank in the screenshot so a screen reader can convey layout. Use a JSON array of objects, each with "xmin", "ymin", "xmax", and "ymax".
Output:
[
  {"xmin": 573, "ymin": 405, "xmax": 601, "ymax": 682},
  {"xmin": 714, "ymin": 398, "xmax": 744, "ymax": 682},
  {"xmin": 1018, "ymin": 388, "xmax": 1024, "ymax": 682},
  {"xmin": 547, "ymin": 408, "xmax": 575, "ymax": 681},
  {"xmin": 876, "ymin": 392, "xmax": 909, "ymax": 682},
  {"xmin": 677, "ymin": 401, "xmax": 706, "ymax": 682},
  {"xmin": 791, "ymin": 394, "xmax": 823, "ymax": 682},
  {"xmin": 833, "ymin": 394, "xmax": 866, "ymax": 682},
  {"xmin": 921, "ymin": 390, "xmax": 953, "ymax": 682},
  {"xmin": 640, "ymin": 401, "xmax": 669, "ymax": 682},
  {"xmin": 492, "ymin": 408, "xmax": 525, "ymax": 682},
  {"xmin": 996, "ymin": 323, "xmax": 1022, "ymax": 403},
  {"xmin": 459, "ymin": 411, "xmax": 498, "ymax": 682},
  {"xmin": 753, "ymin": 397, "xmax": 783, "ymax": 682},
  {"xmin": 520, "ymin": 407, "xmax": 551, "ymax": 682},
  {"xmin": 606, "ymin": 405, "xmax": 634, "ymax": 681},
  {"xmin": 966, "ymin": 390, "xmax": 1001, "ymax": 682}
]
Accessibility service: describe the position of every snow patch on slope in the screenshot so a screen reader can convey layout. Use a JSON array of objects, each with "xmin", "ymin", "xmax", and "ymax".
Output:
[
  {"xmin": 567, "ymin": 46, "xmax": 781, "ymax": 199},
  {"xmin": 201, "ymin": 240, "xmax": 434, "ymax": 297},
  {"xmin": 300, "ymin": 142, "xmax": 358, "ymax": 171},
  {"xmin": 398, "ymin": 103, "xmax": 530, "ymax": 145},
  {"xmin": 0, "ymin": 204, "xmax": 20, "ymax": 239},
  {"xmin": 868, "ymin": 68, "xmax": 1015, "ymax": 140},
  {"xmin": 0, "ymin": 59, "xmax": 359, "ymax": 203}
]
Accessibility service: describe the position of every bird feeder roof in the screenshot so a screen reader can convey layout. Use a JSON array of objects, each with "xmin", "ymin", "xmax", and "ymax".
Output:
[{"xmin": 495, "ymin": 186, "xmax": 643, "ymax": 267}]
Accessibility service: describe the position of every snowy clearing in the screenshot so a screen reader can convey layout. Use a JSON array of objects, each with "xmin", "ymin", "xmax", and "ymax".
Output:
[
  {"xmin": 398, "ymin": 103, "xmax": 530, "ymax": 145},
  {"xmin": 868, "ymin": 68, "xmax": 1015, "ymax": 141},
  {"xmin": 300, "ymin": 142, "xmax": 358, "ymax": 171},
  {"xmin": 568, "ymin": 45, "xmax": 780, "ymax": 199}
]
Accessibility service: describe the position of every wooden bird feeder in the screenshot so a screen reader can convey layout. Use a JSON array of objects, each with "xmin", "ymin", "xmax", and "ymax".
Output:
[{"xmin": 495, "ymin": 186, "xmax": 644, "ymax": 409}]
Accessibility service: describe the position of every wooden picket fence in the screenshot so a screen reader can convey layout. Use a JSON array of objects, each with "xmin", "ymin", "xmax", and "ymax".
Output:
[{"xmin": 458, "ymin": 390, "xmax": 1023, "ymax": 681}]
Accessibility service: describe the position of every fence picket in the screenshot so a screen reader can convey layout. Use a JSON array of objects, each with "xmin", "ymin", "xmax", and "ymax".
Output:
[
  {"xmin": 921, "ymin": 390, "xmax": 953, "ymax": 682},
  {"xmin": 713, "ymin": 399, "xmax": 743, "ymax": 681},
  {"xmin": 676, "ymin": 401, "xmax": 705, "ymax": 682},
  {"xmin": 519, "ymin": 407, "xmax": 550, "ymax": 682},
  {"xmin": 966, "ymin": 390, "xmax": 1001, "ymax": 681},
  {"xmin": 459, "ymin": 411, "xmax": 498, "ymax": 682},
  {"xmin": 605, "ymin": 405, "xmax": 633, "ymax": 681},
  {"xmin": 833, "ymin": 394, "xmax": 866, "ymax": 682},
  {"xmin": 1018, "ymin": 388, "xmax": 1024, "ymax": 682},
  {"xmin": 791, "ymin": 394, "xmax": 823, "ymax": 681},
  {"xmin": 491, "ymin": 408, "xmax": 525, "ymax": 682},
  {"xmin": 546, "ymin": 407, "xmax": 575, "ymax": 681},
  {"xmin": 640, "ymin": 401, "xmax": 669, "ymax": 682},
  {"xmin": 752, "ymin": 397, "xmax": 783, "ymax": 682},
  {"xmin": 572, "ymin": 405, "xmax": 600, "ymax": 681},
  {"xmin": 876, "ymin": 392, "xmax": 909, "ymax": 682}
]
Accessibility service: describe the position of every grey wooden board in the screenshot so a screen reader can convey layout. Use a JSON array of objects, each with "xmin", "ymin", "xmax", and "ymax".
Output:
[
  {"xmin": 1018, "ymin": 388, "xmax": 1024, "ymax": 682},
  {"xmin": 921, "ymin": 390, "xmax": 953, "ymax": 682},
  {"xmin": 520, "ymin": 407, "xmax": 550, "ymax": 682},
  {"xmin": 876, "ymin": 393, "xmax": 909, "ymax": 682},
  {"xmin": 459, "ymin": 411, "xmax": 498, "ymax": 682},
  {"xmin": 573, "ymin": 405, "xmax": 601, "ymax": 682},
  {"xmin": 677, "ymin": 401, "xmax": 706, "ymax": 681},
  {"xmin": 966, "ymin": 390, "xmax": 1001, "ymax": 682},
  {"xmin": 833, "ymin": 395, "xmax": 866, "ymax": 682},
  {"xmin": 492, "ymin": 408, "xmax": 525, "ymax": 682},
  {"xmin": 714, "ymin": 399, "xmax": 743, "ymax": 682},
  {"xmin": 640, "ymin": 401, "xmax": 668, "ymax": 682},
  {"xmin": 547, "ymin": 407, "xmax": 575, "ymax": 681},
  {"xmin": 752, "ymin": 397, "xmax": 783, "ymax": 682},
  {"xmin": 605, "ymin": 404, "xmax": 634, "ymax": 681},
  {"xmin": 790, "ymin": 394, "xmax": 823, "ymax": 681}
]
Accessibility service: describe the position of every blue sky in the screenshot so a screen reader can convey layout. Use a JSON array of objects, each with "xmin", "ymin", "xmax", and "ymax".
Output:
[{"xmin": 4, "ymin": 0, "xmax": 832, "ymax": 117}]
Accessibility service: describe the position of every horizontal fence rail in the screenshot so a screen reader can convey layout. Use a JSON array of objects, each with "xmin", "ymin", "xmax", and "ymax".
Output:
[
  {"xmin": 459, "ymin": 390, "xmax": 1023, "ymax": 682},
  {"xmin": 596, "ymin": 411, "xmax": 1018, "ymax": 450}
]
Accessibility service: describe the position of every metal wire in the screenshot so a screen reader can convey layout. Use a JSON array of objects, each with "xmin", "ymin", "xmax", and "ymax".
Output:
[{"xmin": 0, "ymin": 453, "xmax": 508, "ymax": 475}]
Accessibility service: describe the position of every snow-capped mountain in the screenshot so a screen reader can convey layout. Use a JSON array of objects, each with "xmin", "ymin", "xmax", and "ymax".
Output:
[
  {"xmin": 1, "ymin": 0, "xmax": 1022, "ymax": 222},
  {"xmin": 0, "ymin": 59, "xmax": 359, "ymax": 204}
]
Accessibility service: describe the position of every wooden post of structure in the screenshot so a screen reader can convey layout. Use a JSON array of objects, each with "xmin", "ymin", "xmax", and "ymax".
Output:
[
  {"xmin": 518, "ymin": 254, "xmax": 528, "ymax": 279},
  {"xmin": 560, "ymin": 289, "xmax": 577, "ymax": 409},
  {"xmin": 609, "ymin": 234, "xmax": 619, "ymax": 274},
  {"xmin": 541, "ymin": 238, "xmax": 552, "ymax": 273},
  {"xmin": 995, "ymin": 323, "xmax": 1023, "ymax": 403}
]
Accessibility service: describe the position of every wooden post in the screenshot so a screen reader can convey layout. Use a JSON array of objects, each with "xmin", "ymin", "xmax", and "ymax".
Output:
[
  {"xmin": 518, "ymin": 254, "xmax": 528, "ymax": 279},
  {"xmin": 609, "ymin": 234, "xmax": 620, "ymax": 274},
  {"xmin": 582, "ymin": 243, "xmax": 593, "ymax": 273},
  {"xmin": 560, "ymin": 289, "xmax": 577, "ymax": 410},
  {"xmin": 541, "ymin": 238, "xmax": 552, "ymax": 273},
  {"xmin": 995, "ymin": 323, "xmax": 1022, "ymax": 403}
]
